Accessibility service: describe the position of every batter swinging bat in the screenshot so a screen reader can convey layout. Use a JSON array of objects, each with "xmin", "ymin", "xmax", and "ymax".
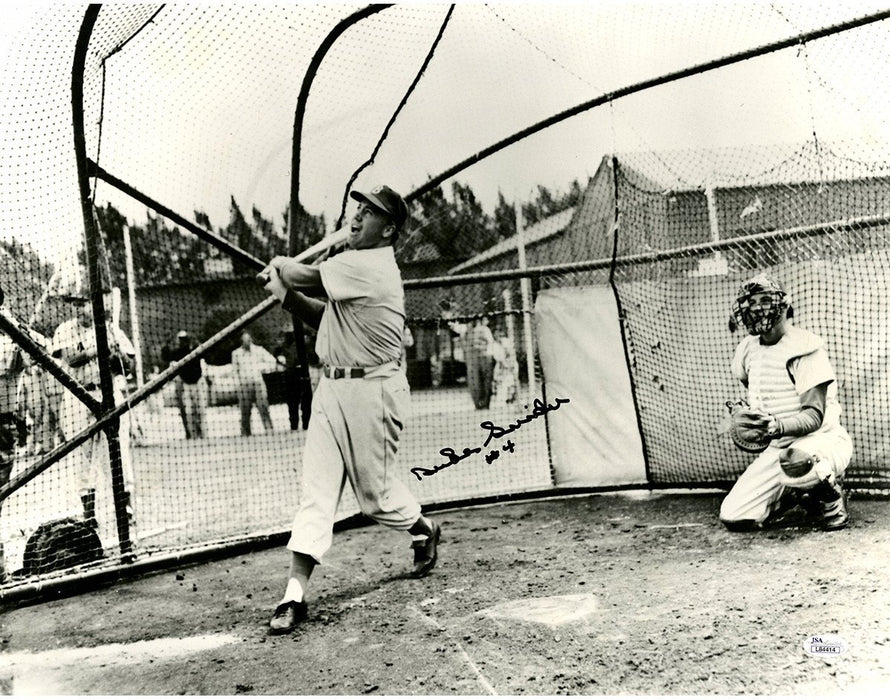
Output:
[{"xmin": 256, "ymin": 225, "xmax": 350, "ymax": 285}]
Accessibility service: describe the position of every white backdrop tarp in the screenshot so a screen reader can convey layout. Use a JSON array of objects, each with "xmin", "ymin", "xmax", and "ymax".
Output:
[{"xmin": 536, "ymin": 285, "xmax": 647, "ymax": 487}]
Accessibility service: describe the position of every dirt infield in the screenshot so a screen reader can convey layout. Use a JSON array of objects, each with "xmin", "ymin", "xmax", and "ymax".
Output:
[{"xmin": 1, "ymin": 490, "xmax": 889, "ymax": 696}]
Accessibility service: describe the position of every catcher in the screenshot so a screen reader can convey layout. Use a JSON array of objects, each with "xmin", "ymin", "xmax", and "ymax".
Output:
[{"xmin": 720, "ymin": 274, "xmax": 852, "ymax": 531}]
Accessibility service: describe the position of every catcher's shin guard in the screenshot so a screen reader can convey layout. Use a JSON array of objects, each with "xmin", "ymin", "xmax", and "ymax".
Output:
[
  {"xmin": 763, "ymin": 489, "xmax": 803, "ymax": 525},
  {"xmin": 809, "ymin": 475, "xmax": 849, "ymax": 531}
]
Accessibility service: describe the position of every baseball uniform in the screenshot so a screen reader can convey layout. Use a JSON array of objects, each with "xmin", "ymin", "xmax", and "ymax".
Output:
[
  {"xmin": 51, "ymin": 314, "xmax": 137, "ymax": 546},
  {"xmin": 162, "ymin": 336, "xmax": 208, "ymax": 439},
  {"xmin": 286, "ymin": 246, "xmax": 421, "ymax": 563},
  {"xmin": 719, "ymin": 325, "xmax": 852, "ymax": 524}
]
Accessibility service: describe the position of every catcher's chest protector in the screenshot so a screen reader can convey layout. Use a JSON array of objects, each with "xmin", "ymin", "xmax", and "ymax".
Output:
[{"xmin": 746, "ymin": 343, "xmax": 801, "ymax": 421}]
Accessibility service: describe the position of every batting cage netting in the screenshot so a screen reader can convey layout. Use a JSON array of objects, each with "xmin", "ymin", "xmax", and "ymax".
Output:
[{"xmin": 2, "ymin": 2, "xmax": 889, "ymax": 600}]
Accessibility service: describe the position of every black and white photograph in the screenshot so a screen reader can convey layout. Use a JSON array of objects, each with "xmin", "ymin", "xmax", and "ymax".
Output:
[{"xmin": 1, "ymin": 1, "xmax": 890, "ymax": 695}]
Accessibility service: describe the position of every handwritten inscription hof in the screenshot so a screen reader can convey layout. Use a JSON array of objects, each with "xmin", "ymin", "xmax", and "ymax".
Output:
[{"xmin": 410, "ymin": 397, "xmax": 570, "ymax": 481}]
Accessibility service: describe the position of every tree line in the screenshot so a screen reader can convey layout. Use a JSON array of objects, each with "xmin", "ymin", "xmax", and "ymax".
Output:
[
  {"xmin": 7, "ymin": 178, "xmax": 582, "ymax": 295},
  {"xmin": 93, "ymin": 197, "xmax": 328, "ymax": 288},
  {"xmin": 387, "ymin": 180, "xmax": 582, "ymax": 266}
]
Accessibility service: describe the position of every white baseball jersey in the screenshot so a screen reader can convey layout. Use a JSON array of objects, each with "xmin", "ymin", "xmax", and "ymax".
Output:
[
  {"xmin": 51, "ymin": 316, "xmax": 137, "ymax": 547},
  {"xmin": 51, "ymin": 318, "xmax": 135, "ymax": 387},
  {"xmin": 315, "ymin": 247, "xmax": 405, "ymax": 370},
  {"xmin": 231, "ymin": 344, "xmax": 277, "ymax": 386}
]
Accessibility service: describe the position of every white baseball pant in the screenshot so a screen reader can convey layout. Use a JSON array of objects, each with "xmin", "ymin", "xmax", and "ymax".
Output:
[
  {"xmin": 720, "ymin": 426, "xmax": 853, "ymax": 524},
  {"xmin": 287, "ymin": 369, "xmax": 421, "ymax": 562}
]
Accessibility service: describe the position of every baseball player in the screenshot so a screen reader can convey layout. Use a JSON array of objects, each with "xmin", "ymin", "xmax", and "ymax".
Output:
[
  {"xmin": 50, "ymin": 285, "xmax": 137, "ymax": 535},
  {"xmin": 260, "ymin": 185, "xmax": 440, "ymax": 634},
  {"xmin": 720, "ymin": 274, "xmax": 852, "ymax": 531}
]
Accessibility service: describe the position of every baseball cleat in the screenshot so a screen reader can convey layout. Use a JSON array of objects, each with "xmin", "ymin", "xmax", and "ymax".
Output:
[
  {"xmin": 810, "ymin": 476, "xmax": 850, "ymax": 531},
  {"xmin": 819, "ymin": 493, "xmax": 850, "ymax": 531},
  {"xmin": 410, "ymin": 520, "xmax": 441, "ymax": 578},
  {"xmin": 720, "ymin": 518, "xmax": 762, "ymax": 532},
  {"xmin": 269, "ymin": 600, "xmax": 308, "ymax": 634}
]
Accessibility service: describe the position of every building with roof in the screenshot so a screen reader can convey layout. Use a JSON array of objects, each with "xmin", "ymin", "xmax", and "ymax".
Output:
[
  {"xmin": 564, "ymin": 141, "xmax": 890, "ymax": 277},
  {"xmin": 441, "ymin": 141, "xmax": 890, "ymax": 293},
  {"xmin": 448, "ymin": 207, "xmax": 577, "ymax": 276}
]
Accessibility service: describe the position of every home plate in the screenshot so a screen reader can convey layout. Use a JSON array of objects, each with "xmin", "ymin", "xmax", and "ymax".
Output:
[{"xmin": 477, "ymin": 593, "xmax": 599, "ymax": 626}]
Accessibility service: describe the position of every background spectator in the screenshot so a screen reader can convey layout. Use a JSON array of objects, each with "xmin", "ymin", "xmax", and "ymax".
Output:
[{"xmin": 231, "ymin": 331, "xmax": 276, "ymax": 436}]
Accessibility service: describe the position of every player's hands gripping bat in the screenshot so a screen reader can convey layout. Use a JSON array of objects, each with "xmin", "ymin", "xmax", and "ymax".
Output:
[
  {"xmin": 260, "ymin": 265, "xmax": 288, "ymax": 304},
  {"xmin": 724, "ymin": 399, "xmax": 776, "ymax": 453},
  {"xmin": 256, "ymin": 225, "xmax": 351, "ymax": 287}
]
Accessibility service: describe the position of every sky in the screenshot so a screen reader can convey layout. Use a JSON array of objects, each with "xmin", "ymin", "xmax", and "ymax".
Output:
[{"xmin": 3, "ymin": 1, "xmax": 890, "ymax": 265}]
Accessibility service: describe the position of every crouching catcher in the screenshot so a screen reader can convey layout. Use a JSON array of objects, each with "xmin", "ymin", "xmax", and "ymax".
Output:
[{"xmin": 720, "ymin": 274, "xmax": 852, "ymax": 531}]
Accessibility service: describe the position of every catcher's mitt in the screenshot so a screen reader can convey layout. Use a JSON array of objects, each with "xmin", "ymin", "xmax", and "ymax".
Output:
[{"xmin": 724, "ymin": 399, "xmax": 773, "ymax": 453}]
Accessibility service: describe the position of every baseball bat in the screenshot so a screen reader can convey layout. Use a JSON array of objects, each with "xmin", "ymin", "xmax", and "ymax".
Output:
[{"xmin": 255, "ymin": 224, "xmax": 350, "ymax": 285}]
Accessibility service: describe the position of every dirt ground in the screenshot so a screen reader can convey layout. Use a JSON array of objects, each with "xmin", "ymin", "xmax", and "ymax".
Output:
[{"xmin": 1, "ymin": 489, "xmax": 889, "ymax": 696}]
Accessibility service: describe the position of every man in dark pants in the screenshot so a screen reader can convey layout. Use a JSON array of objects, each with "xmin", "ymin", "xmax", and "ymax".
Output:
[
  {"xmin": 162, "ymin": 331, "xmax": 207, "ymax": 439},
  {"xmin": 274, "ymin": 328, "xmax": 311, "ymax": 430}
]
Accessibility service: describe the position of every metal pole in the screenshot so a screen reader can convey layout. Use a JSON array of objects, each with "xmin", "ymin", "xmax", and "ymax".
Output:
[
  {"xmin": 514, "ymin": 202, "xmax": 536, "ymax": 404},
  {"xmin": 502, "ymin": 288, "xmax": 515, "ymax": 343},
  {"xmin": 285, "ymin": 7, "xmax": 388, "ymax": 413},
  {"xmin": 703, "ymin": 183, "xmax": 726, "ymax": 274},
  {"xmin": 123, "ymin": 224, "xmax": 143, "ymax": 386},
  {"xmin": 71, "ymin": 4, "xmax": 132, "ymax": 555}
]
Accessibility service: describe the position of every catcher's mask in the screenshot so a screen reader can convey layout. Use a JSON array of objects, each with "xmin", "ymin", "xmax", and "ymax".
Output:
[{"xmin": 730, "ymin": 274, "xmax": 790, "ymax": 335}]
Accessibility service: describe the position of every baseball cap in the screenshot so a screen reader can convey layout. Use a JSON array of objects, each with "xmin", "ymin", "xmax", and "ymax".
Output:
[
  {"xmin": 350, "ymin": 185, "xmax": 408, "ymax": 231},
  {"xmin": 177, "ymin": 330, "xmax": 189, "ymax": 339}
]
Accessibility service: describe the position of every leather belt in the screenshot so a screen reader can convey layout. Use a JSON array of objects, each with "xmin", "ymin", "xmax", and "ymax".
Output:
[{"xmin": 322, "ymin": 365, "xmax": 365, "ymax": 380}]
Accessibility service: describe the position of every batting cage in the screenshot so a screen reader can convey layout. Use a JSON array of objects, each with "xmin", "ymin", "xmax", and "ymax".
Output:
[{"xmin": 2, "ymin": 2, "xmax": 890, "ymax": 603}]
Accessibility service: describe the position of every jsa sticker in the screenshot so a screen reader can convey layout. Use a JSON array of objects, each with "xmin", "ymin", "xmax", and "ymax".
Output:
[{"xmin": 802, "ymin": 635, "xmax": 847, "ymax": 657}]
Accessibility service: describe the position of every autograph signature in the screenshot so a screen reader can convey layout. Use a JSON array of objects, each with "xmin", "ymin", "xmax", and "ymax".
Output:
[{"xmin": 409, "ymin": 397, "xmax": 570, "ymax": 481}]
